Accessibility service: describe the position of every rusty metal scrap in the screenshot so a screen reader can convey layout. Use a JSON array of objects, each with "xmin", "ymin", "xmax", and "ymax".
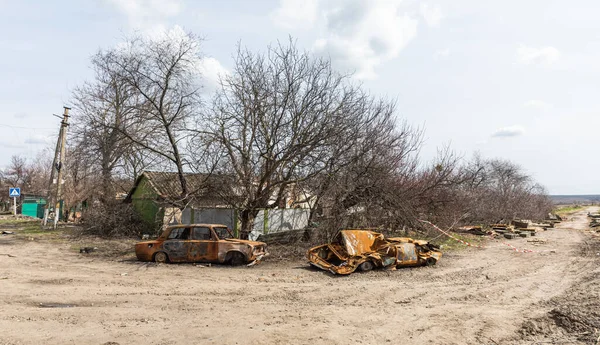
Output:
[
  {"xmin": 306, "ymin": 230, "xmax": 442, "ymax": 275},
  {"xmin": 135, "ymin": 224, "xmax": 268, "ymax": 265}
]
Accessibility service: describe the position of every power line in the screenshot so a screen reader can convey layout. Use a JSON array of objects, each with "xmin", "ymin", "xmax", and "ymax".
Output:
[{"xmin": 0, "ymin": 123, "xmax": 56, "ymax": 130}]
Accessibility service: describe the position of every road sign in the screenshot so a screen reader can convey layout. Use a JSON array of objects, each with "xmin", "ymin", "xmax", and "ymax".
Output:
[{"xmin": 9, "ymin": 188, "xmax": 20, "ymax": 197}]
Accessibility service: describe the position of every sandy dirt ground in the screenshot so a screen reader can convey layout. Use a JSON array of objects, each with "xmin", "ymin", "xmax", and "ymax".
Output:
[{"xmin": 0, "ymin": 209, "xmax": 599, "ymax": 345}]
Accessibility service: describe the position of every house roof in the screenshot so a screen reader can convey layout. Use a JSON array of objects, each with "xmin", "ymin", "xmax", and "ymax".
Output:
[{"xmin": 124, "ymin": 171, "xmax": 235, "ymax": 207}]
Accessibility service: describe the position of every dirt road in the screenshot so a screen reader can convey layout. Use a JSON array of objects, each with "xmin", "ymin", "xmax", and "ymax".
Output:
[{"xmin": 1, "ymin": 209, "xmax": 599, "ymax": 345}]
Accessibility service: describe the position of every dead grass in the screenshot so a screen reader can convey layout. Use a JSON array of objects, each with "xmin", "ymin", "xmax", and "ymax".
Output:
[
  {"xmin": 0, "ymin": 217, "xmax": 138, "ymax": 260},
  {"xmin": 554, "ymin": 205, "xmax": 584, "ymax": 215}
]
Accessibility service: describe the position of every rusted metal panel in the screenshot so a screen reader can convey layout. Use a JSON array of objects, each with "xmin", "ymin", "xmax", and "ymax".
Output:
[
  {"xmin": 396, "ymin": 243, "xmax": 418, "ymax": 264},
  {"xmin": 307, "ymin": 230, "xmax": 442, "ymax": 275},
  {"xmin": 135, "ymin": 223, "xmax": 268, "ymax": 265},
  {"xmin": 340, "ymin": 230, "xmax": 384, "ymax": 256}
]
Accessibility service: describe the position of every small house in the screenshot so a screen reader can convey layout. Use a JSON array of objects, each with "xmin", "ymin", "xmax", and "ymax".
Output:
[{"xmin": 124, "ymin": 171, "xmax": 236, "ymax": 230}]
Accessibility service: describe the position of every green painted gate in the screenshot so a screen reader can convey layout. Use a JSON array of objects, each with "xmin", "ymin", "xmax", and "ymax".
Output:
[{"xmin": 21, "ymin": 196, "xmax": 47, "ymax": 218}]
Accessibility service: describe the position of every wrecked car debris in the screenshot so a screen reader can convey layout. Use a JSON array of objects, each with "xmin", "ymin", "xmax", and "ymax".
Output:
[
  {"xmin": 79, "ymin": 247, "xmax": 97, "ymax": 254},
  {"xmin": 135, "ymin": 224, "xmax": 268, "ymax": 266},
  {"xmin": 307, "ymin": 230, "xmax": 442, "ymax": 275}
]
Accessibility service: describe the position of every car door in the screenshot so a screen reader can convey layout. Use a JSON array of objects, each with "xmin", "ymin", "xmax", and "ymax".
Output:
[
  {"xmin": 395, "ymin": 243, "xmax": 419, "ymax": 266},
  {"xmin": 162, "ymin": 227, "xmax": 192, "ymax": 262},
  {"xmin": 189, "ymin": 226, "xmax": 219, "ymax": 262}
]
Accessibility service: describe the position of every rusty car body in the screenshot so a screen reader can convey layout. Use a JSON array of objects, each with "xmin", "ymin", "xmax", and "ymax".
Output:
[
  {"xmin": 307, "ymin": 230, "xmax": 442, "ymax": 275},
  {"xmin": 135, "ymin": 224, "xmax": 268, "ymax": 265}
]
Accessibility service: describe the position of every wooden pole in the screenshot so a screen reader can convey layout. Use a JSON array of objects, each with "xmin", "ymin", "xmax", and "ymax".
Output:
[
  {"xmin": 43, "ymin": 119, "xmax": 63, "ymax": 227},
  {"xmin": 52, "ymin": 107, "xmax": 70, "ymax": 229}
]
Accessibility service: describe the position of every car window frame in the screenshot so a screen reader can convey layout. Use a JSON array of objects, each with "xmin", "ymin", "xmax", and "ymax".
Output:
[
  {"xmin": 213, "ymin": 226, "xmax": 234, "ymax": 240},
  {"xmin": 191, "ymin": 226, "xmax": 214, "ymax": 241},
  {"xmin": 166, "ymin": 227, "xmax": 191, "ymax": 240},
  {"xmin": 167, "ymin": 228, "xmax": 184, "ymax": 240}
]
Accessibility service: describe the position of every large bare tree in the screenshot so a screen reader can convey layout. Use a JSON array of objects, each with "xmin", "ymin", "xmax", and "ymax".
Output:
[
  {"xmin": 107, "ymin": 30, "xmax": 204, "ymax": 206},
  {"xmin": 72, "ymin": 29, "xmax": 204, "ymax": 207},
  {"xmin": 72, "ymin": 51, "xmax": 136, "ymax": 203},
  {"xmin": 203, "ymin": 40, "xmax": 420, "ymax": 238}
]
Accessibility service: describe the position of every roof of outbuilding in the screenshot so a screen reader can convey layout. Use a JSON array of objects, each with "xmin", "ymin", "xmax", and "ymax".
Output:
[{"xmin": 125, "ymin": 171, "xmax": 235, "ymax": 207}]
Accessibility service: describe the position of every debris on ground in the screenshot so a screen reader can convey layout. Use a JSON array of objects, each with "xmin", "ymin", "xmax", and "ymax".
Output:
[
  {"xmin": 1, "ymin": 231, "xmax": 15, "ymax": 235},
  {"xmin": 518, "ymin": 234, "xmax": 600, "ymax": 344},
  {"xmin": 457, "ymin": 225, "xmax": 490, "ymax": 236},
  {"xmin": 79, "ymin": 247, "xmax": 97, "ymax": 254},
  {"xmin": 546, "ymin": 212, "xmax": 562, "ymax": 222},
  {"xmin": 307, "ymin": 230, "xmax": 442, "ymax": 275}
]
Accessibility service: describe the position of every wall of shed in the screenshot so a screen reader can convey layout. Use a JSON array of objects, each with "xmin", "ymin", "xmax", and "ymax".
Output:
[
  {"xmin": 181, "ymin": 208, "xmax": 236, "ymax": 231},
  {"xmin": 130, "ymin": 178, "xmax": 163, "ymax": 228},
  {"xmin": 249, "ymin": 208, "xmax": 310, "ymax": 240}
]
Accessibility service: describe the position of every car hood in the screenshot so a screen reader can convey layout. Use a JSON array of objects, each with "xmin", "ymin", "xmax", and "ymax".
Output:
[
  {"xmin": 135, "ymin": 240, "xmax": 161, "ymax": 246},
  {"xmin": 224, "ymin": 239, "xmax": 265, "ymax": 246},
  {"xmin": 339, "ymin": 230, "xmax": 386, "ymax": 256}
]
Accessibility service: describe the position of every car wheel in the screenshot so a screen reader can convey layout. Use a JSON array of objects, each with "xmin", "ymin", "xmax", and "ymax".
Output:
[
  {"xmin": 425, "ymin": 257, "xmax": 437, "ymax": 266},
  {"xmin": 154, "ymin": 252, "xmax": 168, "ymax": 263},
  {"xmin": 229, "ymin": 252, "xmax": 246, "ymax": 266},
  {"xmin": 359, "ymin": 261, "xmax": 374, "ymax": 272}
]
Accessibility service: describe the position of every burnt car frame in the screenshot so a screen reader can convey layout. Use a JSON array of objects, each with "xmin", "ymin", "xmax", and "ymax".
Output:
[
  {"xmin": 135, "ymin": 224, "xmax": 268, "ymax": 265},
  {"xmin": 307, "ymin": 230, "xmax": 442, "ymax": 275}
]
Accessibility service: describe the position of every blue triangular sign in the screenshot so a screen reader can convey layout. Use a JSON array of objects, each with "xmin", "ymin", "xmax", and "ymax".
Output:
[{"xmin": 10, "ymin": 188, "xmax": 20, "ymax": 197}]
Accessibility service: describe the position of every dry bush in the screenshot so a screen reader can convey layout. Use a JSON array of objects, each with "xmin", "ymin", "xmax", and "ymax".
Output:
[{"xmin": 79, "ymin": 203, "xmax": 148, "ymax": 238}]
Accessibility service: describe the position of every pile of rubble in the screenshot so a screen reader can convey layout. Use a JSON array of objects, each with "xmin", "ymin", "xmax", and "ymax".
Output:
[
  {"xmin": 491, "ymin": 221, "xmax": 548, "ymax": 239},
  {"xmin": 457, "ymin": 214, "xmax": 561, "ymax": 240},
  {"xmin": 587, "ymin": 212, "xmax": 600, "ymax": 231}
]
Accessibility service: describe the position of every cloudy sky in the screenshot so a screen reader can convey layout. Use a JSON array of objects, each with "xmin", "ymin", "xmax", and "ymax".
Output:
[{"xmin": 0, "ymin": 0, "xmax": 598, "ymax": 194}]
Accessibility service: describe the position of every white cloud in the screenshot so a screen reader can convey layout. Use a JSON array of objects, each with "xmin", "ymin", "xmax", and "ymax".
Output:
[
  {"xmin": 420, "ymin": 3, "xmax": 443, "ymax": 28},
  {"xmin": 313, "ymin": 0, "xmax": 418, "ymax": 79},
  {"xmin": 197, "ymin": 57, "xmax": 229, "ymax": 94},
  {"xmin": 524, "ymin": 100, "xmax": 552, "ymax": 110},
  {"xmin": 491, "ymin": 125, "xmax": 525, "ymax": 138},
  {"xmin": 104, "ymin": 0, "xmax": 182, "ymax": 30},
  {"xmin": 145, "ymin": 26, "xmax": 228, "ymax": 94},
  {"xmin": 434, "ymin": 48, "xmax": 450, "ymax": 59},
  {"xmin": 270, "ymin": 0, "xmax": 319, "ymax": 29},
  {"xmin": 516, "ymin": 45, "xmax": 560, "ymax": 66}
]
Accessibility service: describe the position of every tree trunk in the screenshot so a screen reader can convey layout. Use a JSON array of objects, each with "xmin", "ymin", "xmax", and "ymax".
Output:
[
  {"xmin": 101, "ymin": 164, "xmax": 114, "ymax": 205},
  {"xmin": 239, "ymin": 209, "xmax": 259, "ymax": 240}
]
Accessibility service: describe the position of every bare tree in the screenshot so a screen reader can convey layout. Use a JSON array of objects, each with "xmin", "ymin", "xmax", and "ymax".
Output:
[
  {"xmin": 104, "ymin": 30, "xmax": 204, "ymax": 206},
  {"xmin": 72, "ymin": 50, "xmax": 136, "ymax": 204},
  {"xmin": 203, "ymin": 40, "xmax": 419, "ymax": 238},
  {"xmin": 2, "ymin": 155, "xmax": 31, "ymax": 188}
]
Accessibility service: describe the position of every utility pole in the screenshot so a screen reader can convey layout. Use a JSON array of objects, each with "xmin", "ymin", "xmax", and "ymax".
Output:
[{"xmin": 43, "ymin": 107, "xmax": 70, "ymax": 228}]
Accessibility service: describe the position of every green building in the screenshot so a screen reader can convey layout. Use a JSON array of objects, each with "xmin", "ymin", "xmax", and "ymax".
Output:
[
  {"xmin": 124, "ymin": 171, "xmax": 235, "ymax": 231},
  {"xmin": 21, "ymin": 195, "xmax": 47, "ymax": 219}
]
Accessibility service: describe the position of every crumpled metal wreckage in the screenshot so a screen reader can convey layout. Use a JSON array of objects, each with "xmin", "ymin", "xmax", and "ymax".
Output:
[{"xmin": 307, "ymin": 230, "xmax": 442, "ymax": 275}]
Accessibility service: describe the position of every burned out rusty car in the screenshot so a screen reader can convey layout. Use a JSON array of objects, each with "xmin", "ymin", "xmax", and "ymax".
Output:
[
  {"xmin": 135, "ymin": 224, "xmax": 268, "ymax": 265},
  {"xmin": 307, "ymin": 230, "xmax": 442, "ymax": 275}
]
